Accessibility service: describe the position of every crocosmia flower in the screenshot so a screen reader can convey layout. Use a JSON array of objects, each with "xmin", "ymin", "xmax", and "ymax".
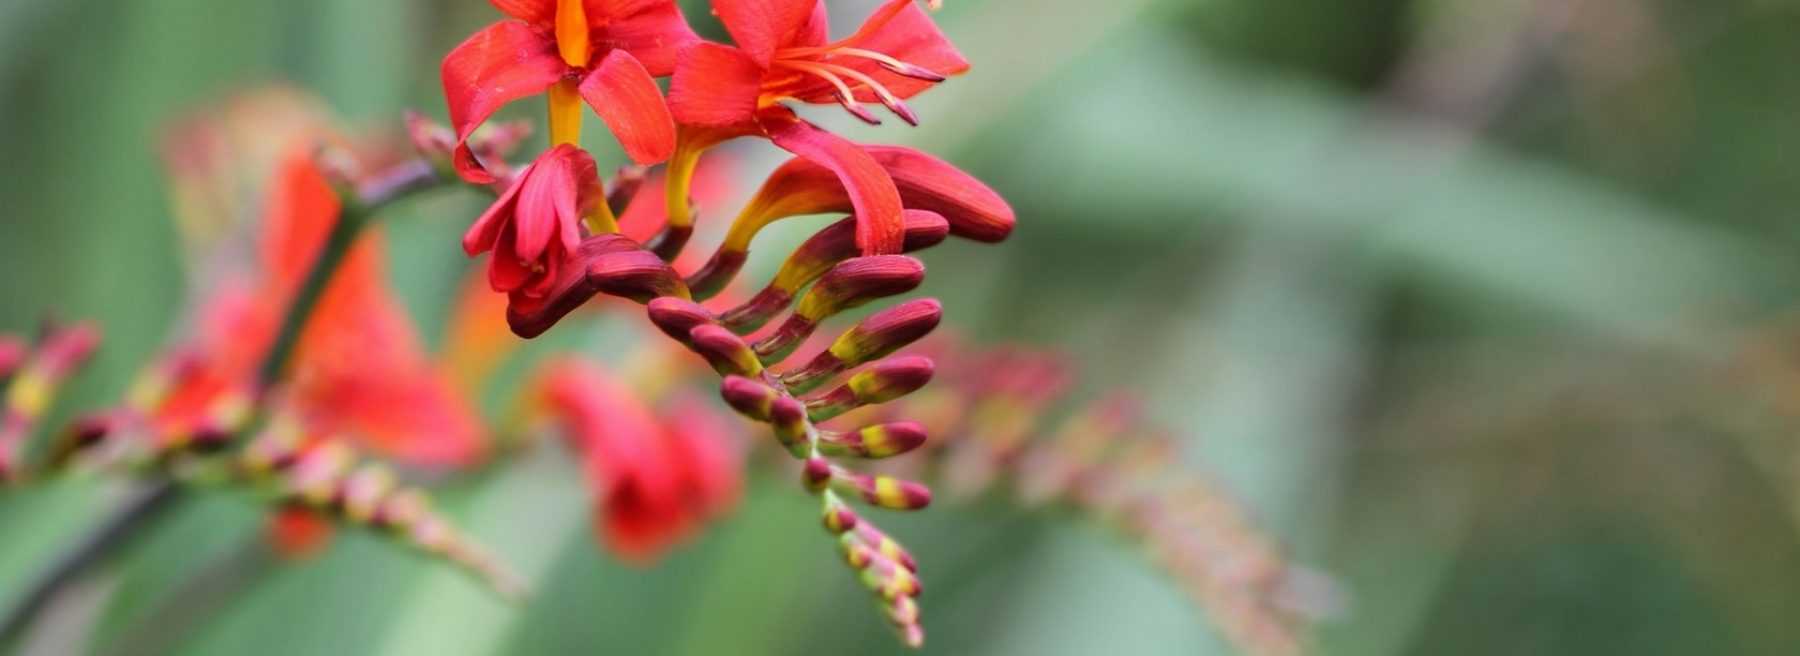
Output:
[
  {"xmin": 668, "ymin": 0, "xmax": 968, "ymax": 256},
  {"xmin": 462, "ymin": 143, "xmax": 602, "ymax": 298},
  {"xmin": 441, "ymin": 0, "xmax": 696, "ymax": 181}
]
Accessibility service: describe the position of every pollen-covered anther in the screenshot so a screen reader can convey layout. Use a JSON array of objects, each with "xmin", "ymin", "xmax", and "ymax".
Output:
[
  {"xmin": 805, "ymin": 355, "xmax": 936, "ymax": 422},
  {"xmin": 687, "ymin": 324, "xmax": 764, "ymax": 377}
]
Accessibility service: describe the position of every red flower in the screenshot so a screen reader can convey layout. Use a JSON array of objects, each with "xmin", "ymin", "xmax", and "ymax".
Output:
[
  {"xmin": 442, "ymin": 0, "xmax": 697, "ymax": 182},
  {"xmin": 462, "ymin": 144, "xmax": 604, "ymax": 298},
  {"xmin": 158, "ymin": 150, "xmax": 485, "ymax": 467},
  {"xmin": 668, "ymin": 0, "xmax": 968, "ymax": 255},
  {"xmin": 535, "ymin": 358, "xmax": 743, "ymax": 564}
]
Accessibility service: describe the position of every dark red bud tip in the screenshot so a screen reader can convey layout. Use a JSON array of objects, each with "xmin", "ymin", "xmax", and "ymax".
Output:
[
  {"xmin": 851, "ymin": 356, "xmax": 936, "ymax": 404},
  {"xmin": 685, "ymin": 249, "xmax": 749, "ymax": 301},
  {"xmin": 799, "ymin": 256, "xmax": 926, "ymax": 322},
  {"xmin": 900, "ymin": 210, "xmax": 951, "ymax": 251},
  {"xmin": 718, "ymin": 287, "xmax": 793, "ymax": 335},
  {"xmin": 506, "ymin": 234, "xmax": 642, "ymax": 337},
  {"xmin": 768, "ymin": 396, "xmax": 811, "ymax": 457},
  {"xmin": 720, "ymin": 376, "xmax": 779, "ymax": 421},
  {"xmin": 688, "ymin": 324, "xmax": 762, "ymax": 377},
  {"xmin": 823, "ymin": 502, "xmax": 860, "ymax": 534},
  {"xmin": 646, "ymin": 297, "xmax": 715, "ymax": 343},
  {"xmin": 827, "ymin": 298, "xmax": 943, "ymax": 366},
  {"xmin": 802, "ymin": 457, "xmax": 833, "ymax": 492},
  {"xmin": 606, "ymin": 166, "xmax": 647, "ymax": 217},
  {"xmin": 646, "ymin": 224, "xmax": 695, "ymax": 263},
  {"xmin": 588, "ymin": 250, "xmax": 688, "ymax": 303}
]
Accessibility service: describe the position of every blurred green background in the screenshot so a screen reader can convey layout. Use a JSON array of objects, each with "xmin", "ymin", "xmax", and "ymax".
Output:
[{"xmin": 7, "ymin": 0, "xmax": 1800, "ymax": 654}]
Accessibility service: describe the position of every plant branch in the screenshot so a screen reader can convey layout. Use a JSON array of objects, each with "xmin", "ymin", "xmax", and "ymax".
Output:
[{"xmin": 0, "ymin": 156, "xmax": 447, "ymax": 652}]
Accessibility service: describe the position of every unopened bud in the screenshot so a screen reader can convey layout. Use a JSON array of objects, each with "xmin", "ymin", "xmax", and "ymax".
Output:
[
  {"xmin": 752, "ymin": 256, "xmax": 925, "ymax": 364},
  {"xmin": 783, "ymin": 299, "xmax": 941, "ymax": 393},
  {"xmin": 719, "ymin": 375, "xmax": 780, "ymax": 421},
  {"xmin": 806, "ymin": 356, "xmax": 935, "ymax": 421},
  {"xmin": 646, "ymin": 297, "xmax": 716, "ymax": 344},
  {"xmin": 817, "ymin": 421, "xmax": 929, "ymax": 459},
  {"xmin": 687, "ymin": 324, "xmax": 763, "ymax": 377}
]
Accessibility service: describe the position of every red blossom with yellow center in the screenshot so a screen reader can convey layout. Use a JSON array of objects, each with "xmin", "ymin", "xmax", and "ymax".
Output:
[
  {"xmin": 666, "ymin": 0, "xmax": 969, "ymax": 256},
  {"xmin": 441, "ymin": 0, "xmax": 697, "ymax": 182}
]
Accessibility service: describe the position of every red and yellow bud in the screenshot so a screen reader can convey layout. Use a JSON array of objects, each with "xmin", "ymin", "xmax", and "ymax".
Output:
[
  {"xmin": 817, "ymin": 421, "xmax": 929, "ymax": 460},
  {"xmin": 783, "ymin": 299, "xmax": 942, "ymax": 393},
  {"xmin": 806, "ymin": 356, "xmax": 936, "ymax": 422},
  {"xmin": 686, "ymin": 324, "xmax": 763, "ymax": 377},
  {"xmin": 751, "ymin": 256, "xmax": 925, "ymax": 363}
]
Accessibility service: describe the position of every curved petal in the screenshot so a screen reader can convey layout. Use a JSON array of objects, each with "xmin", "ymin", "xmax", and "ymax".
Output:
[
  {"xmin": 753, "ymin": 145, "xmax": 1014, "ymax": 243},
  {"xmin": 512, "ymin": 154, "xmax": 568, "ymax": 262},
  {"xmin": 711, "ymin": 0, "xmax": 819, "ymax": 66},
  {"xmin": 463, "ymin": 160, "xmax": 532, "ymax": 255},
  {"xmin": 441, "ymin": 21, "xmax": 566, "ymax": 182},
  {"xmin": 668, "ymin": 42, "xmax": 764, "ymax": 130},
  {"xmin": 579, "ymin": 50, "xmax": 677, "ymax": 165},
  {"xmin": 760, "ymin": 110, "xmax": 904, "ymax": 255},
  {"xmin": 489, "ymin": 0, "xmax": 555, "ymax": 24},
  {"xmin": 597, "ymin": 0, "xmax": 698, "ymax": 75}
]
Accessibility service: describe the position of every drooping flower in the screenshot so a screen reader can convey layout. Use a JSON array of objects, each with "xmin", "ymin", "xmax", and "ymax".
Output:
[
  {"xmin": 666, "ymin": 0, "xmax": 969, "ymax": 255},
  {"xmin": 441, "ymin": 0, "xmax": 697, "ymax": 182},
  {"xmin": 462, "ymin": 144, "xmax": 604, "ymax": 298}
]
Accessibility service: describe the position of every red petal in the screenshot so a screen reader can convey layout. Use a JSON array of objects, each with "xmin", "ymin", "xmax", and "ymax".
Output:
[
  {"xmin": 746, "ymin": 145, "xmax": 1014, "ymax": 243},
  {"xmin": 595, "ymin": 0, "xmax": 698, "ymax": 75},
  {"xmin": 579, "ymin": 50, "xmax": 677, "ymax": 165},
  {"xmin": 463, "ymin": 160, "xmax": 532, "ymax": 255},
  {"xmin": 488, "ymin": 0, "xmax": 555, "ymax": 24},
  {"xmin": 760, "ymin": 110, "xmax": 904, "ymax": 255},
  {"xmin": 668, "ymin": 42, "xmax": 764, "ymax": 129},
  {"xmin": 711, "ymin": 0, "xmax": 819, "ymax": 66},
  {"xmin": 512, "ymin": 153, "xmax": 570, "ymax": 262},
  {"xmin": 441, "ymin": 21, "xmax": 566, "ymax": 182}
]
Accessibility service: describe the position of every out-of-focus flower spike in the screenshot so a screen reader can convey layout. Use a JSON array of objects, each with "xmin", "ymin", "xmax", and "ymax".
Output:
[
  {"xmin": 0, "ymin": 335, "xmax": 27, "ymax": 379},
  {"xmin": 816, "ymin": 421, "xmax": 929, "ymax": 459},
  {"xmin": 750, "ymin": 256, "xmax": 926, "ymax": 363},
  {"xmin": 404, "ymin": 110, "xmax": 458, "ymax": 176},
  {"xmin": 827, "ymin": 464, "xmax": 933, "ymax": 511},
  {"xmin": 687, "ymin": 324, "xmax": 764, "ymax": 377},
  {"xmin": 805, "ymin": 355, "xmax": 935, "ymax": 422},
  {"xmin": 705, "ymin": 210, "xmax": 946, "ymax": 319},
  {"xmin": 267, "ymin": 506, "xmax": 336, "ymax": 559},
  {"xmin": 1016, "ymin": 394, "xmax": 1140, "ymax": 505},
  {"xmin": 781, "ymin": 299, "xmax": 942, "ymax": 393},
  {"xmin": 646, "ymin": 297, "xmax": 718, "ymax": 345},
  {"xmin": 1, "ymin": 323, "xmax": 101, "ymax": 481}
]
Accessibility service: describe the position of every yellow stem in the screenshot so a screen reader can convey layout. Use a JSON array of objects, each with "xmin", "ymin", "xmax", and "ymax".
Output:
[
  {"xmin": 664, "ymin": 138, "xmax": 704, "ymax": 230},
  {"xmin": 585, "ymin": 196, "xmax": 619, "ymax": 235},
  {"xmin": 547, "ymin": 79, "xmax": 583, "ymax": 148},
  {"xmin": 554, "ymin": 0, "xmax": 590, "ymax": 68}
]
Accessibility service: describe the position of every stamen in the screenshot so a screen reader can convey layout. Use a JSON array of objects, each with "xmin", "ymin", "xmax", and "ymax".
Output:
[
  {"xmin": 775, "ymin": 61, "xmax": 883, "ymax": 126},
  {"xmin": 816, "ymin": 62, "xmax": 919, "ymax": 126},
  {"xmin": 822, "ymin": 48, "xmax": 947, "ymax": 82}
]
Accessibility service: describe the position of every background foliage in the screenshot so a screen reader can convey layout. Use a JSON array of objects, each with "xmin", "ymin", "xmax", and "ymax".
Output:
[{"xmin": 5, "ymin": 0, "xmax": 1800, "ymax": 654}]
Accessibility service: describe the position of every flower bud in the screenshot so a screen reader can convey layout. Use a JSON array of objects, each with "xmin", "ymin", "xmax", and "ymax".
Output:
[
  {"xmin": 782, "ymin": 299, "xmax": 942, "ymax": 393},
  {"xmin": 842, "ymin": 534, "xmax": 923, "ymax": 598},
  {"xmin": 718, "ymin": 213, "xmax": 945, "ymax": 334},
  {"xmin": 759, "ymin": 147, "xmax": 1013, "ymax": 243},
  {"xmin": 646, "ymin": 297, "xmax": 716, "ymax": 344},
  {"xmin": 827, "ymin": 465, "xmax": 932, "ymax": 511},
  {"xmin": 822, "ymin": 495, "xmax": 860, "ymax": 534},
  {"xmin": 806, "ymin": 356, "xmax": 935, "ymax": 422},
  {"xmin": 803, "ymin": 456, "xmax": 834, "ymax": 493},
  {"xmin": 719, "ymin": 376, "xmax": 780, "ymax": 421},
  {"xmin": 687, "ymin": 324, "xmax": 763, "ymax": 377},
  {"xmin": 343, "ymin": 464, "xmax": 398, "ymax": 523},
  {"xmin": 752, "ymin": 256, "xmax": 925, "ymax": 364},
  {"xmin": 768, "ymin": 396, "xmax": 810, "ymax": 457},
  {"xmin": 589, "ymin": 250, "xmax": 690, "ymax": 304},
  {"xmin": 817, "ymin": 421, "xmax": 929, "ymax": 460},
  {"xmin": 505, "ymin": 234, "xmax": 641, "ymax": 338}
]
